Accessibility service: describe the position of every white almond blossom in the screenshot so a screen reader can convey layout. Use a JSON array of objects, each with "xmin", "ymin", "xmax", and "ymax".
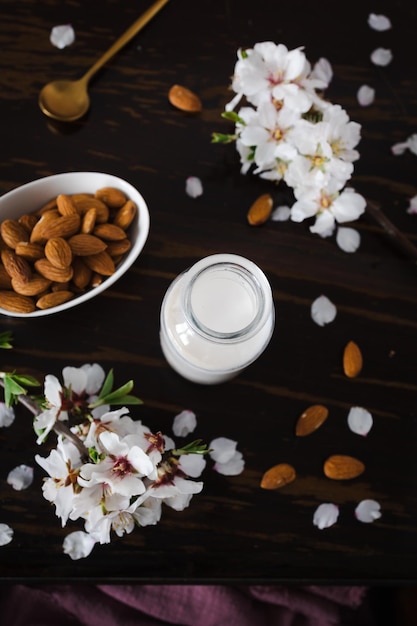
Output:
[{"xmin": 214, "ymin": 42, "xmax": 366, "ymax": 246}]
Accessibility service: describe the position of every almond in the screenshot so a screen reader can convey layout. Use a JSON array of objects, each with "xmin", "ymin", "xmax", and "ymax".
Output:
[
  {"xmin": 29, "ymin": 210, "xmax": 61, "ymax": 243},
  {"xmin": 0, "ymin": 265, "xmax": 12, "ymax": 289},
  {"xmin": 68, "ymin": 233, "xmax": 108, "ymax": 256},
  {"xmin": 45, "ymin": 237, "xmax": 73, "ymax": 269},
  {"xmin": 39, "ymin": 213, "xmax": 81, "ymax": 240},
  {"xmin": 113, "ymin": 200, "xmax": 137, "ymax": 230},
  {"xmin": 34, "ymin": 258, "xmax": 74, "ymax": 283},
  {"xmin": 56, "ymin": 194, "xmax": 79, "ymax": 216},
  {"xmin": 247, "ymin": 193, "xmax": 273, "ymax": 226},
  {"xmin": 93, "ymin": 223, "xmax": 127, "ymax": 241},
  {"xmin": 260, "ymin": 463, "xmax": 296, "ymax": 490},
  {"xmin": 168, "ymin": 84, "xmax": 202, "ymax": 112},
  {"xmin": 18, "ymin": 213, "xmax": 39, "ymax": 233},
  {"xmin": 11, "ymin": 274, "xmax": 51, "ymax": 296},
  {"xmin": 36, "ymin": 290, "xmax": 74, "ymax": 310},
  {"xmin": 83, "ymin": 251, "xmax": 115, "ymax": 276},
  {"xmin": 295, "ymin": 404, "xmax": 329, "ymax": 436},
  {"xmin": 71, "ymin": 257, "xmax": 92, "ymax": 290},
  {"xmin": 0, "ymin": 290, "xmax": 36, "ymax": 313},
  {"xmin": 81, "ymin": 208, "xmax": 97, "ymax": 234},
  {"xmin": 71, "ymin": 196, "xmax": 109, "ymax": 223},
  {"xmin": 106, "ymin": 238, "xmax": 132, "ymax": 257},
  {"xmin": 343, "ymin": 340, "xmax": 363, "ymax": 378},
  {"xmin": 1, "ymin": 248, "xmax": 32, "ymax": 283},
  {"xmin": 95, "ymin": 187, "xmax": 127, "ymax": 209},
  {"xmin": 323, "ymin": 455, "xmax": 365, "ymax": 480},
  {"xmin": 15, "ymin": 242, "xmax": 45, "ymax": 262},
  {"xmin": 0, "ymin": 219, "xmax": 29, "ymax": 249},
  {"xmin": 36, "ymin": 197, "xmax": 57, "ymax": 215}
]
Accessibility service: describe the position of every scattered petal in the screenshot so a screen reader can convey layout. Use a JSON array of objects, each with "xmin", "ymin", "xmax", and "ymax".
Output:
[
  {"xmin": 311, "ymin": 295, "xmax": 337, "ymax": 327},
  {"xmin": 313, "ymin": 503, "xmax": 339, "ymax": 529},
  {"xmin": 50, "ymin": 24, "xmax": 75, "ymax": 50},
  {"xmin": 271, "ymin": 205, "xmax": 291, "ymax": 221},
  {"xmin": 357, "ymin": 85, "xmax": 375, "ymax": 107},
  {"xmin": 209, "ymin": 437, "xmax": 237, "ymax": 464},
  {"xmin": 172, "ymin": 410, "xmax": 197, "ymax": 437},
  {"xmin": 0, "ymin": 523, "xmax": 13, "ymax": 546},
  {"xmin": 336, "ymin": 227, "xmax": 361, "ymax": 253},
  {"xmin": 355, "ymin": 499, "xmax": 382, "ymax": 523},
  {"xmin": 214, "ymin": 450, "xmax": 245, "ymax": 476},
  {"xmin": 7, "ymin": 464, "xmax": 34, "ymax": 491},
  {"xmin": 370, "ymin": 48, "xmax": 393, "ymax": 67},
  {"xmin": 185, "ymin": 176, "xmax": 203, "ymax": 198},
  {"xmin": 0, "ymin": 402, "xmax": 15, "ymax": 428},
  {"xmin": 392, "ymin": 133, "xmax": 417, "ymax": 157},
  {"xmin": 368, "ymin": 13, "xmax": 392, "ymax": 31},
  {"xmin": 347, "ymin": 406, "xmax": 373, "ymax": 436},
  {"xmin": 407, "ymin": 195, "xmax": 417, "ymax": 215},
  {"xmin": 63, "ymin": 531, "xmax": 96, "ymax": 560},
  {"xmin": 311, "ymin": 57, "xmax": 333, "ymax": 87}
]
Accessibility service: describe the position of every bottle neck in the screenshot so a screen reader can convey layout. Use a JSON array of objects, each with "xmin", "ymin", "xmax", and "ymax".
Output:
[{"xmin": 183, "ymin": 261, "xmax": 265, "ymax": 343}]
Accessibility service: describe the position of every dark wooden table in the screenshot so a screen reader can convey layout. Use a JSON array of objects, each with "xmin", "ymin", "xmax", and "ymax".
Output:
[{"xmin": 0, "ymin": 0, "xmax": 417, "ymax": 584}]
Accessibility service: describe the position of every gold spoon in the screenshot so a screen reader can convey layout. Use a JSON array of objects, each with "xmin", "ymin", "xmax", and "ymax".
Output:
[{"xmin": 39, "ymin": 0, "xmax": 170, "ymax": 122}]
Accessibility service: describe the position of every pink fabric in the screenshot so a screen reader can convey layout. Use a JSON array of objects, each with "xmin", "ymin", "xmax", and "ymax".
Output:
[{"xmin": 0, "ymin": 584, "xmax": 368, "ymax": 626}]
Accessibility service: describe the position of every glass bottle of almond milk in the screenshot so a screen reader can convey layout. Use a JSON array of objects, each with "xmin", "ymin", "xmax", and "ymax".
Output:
[{"xmin": 160, "ymin": 253, "xmax": 275, "ymax": 384}]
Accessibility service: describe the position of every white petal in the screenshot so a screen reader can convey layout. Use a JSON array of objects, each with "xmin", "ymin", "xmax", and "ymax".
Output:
[
  {"xmin": 185, "ymin": 176, "xmax": 203, "ymax": 198},
  {"xmin": 336, "ymin": 227, "xmax": 361, "ymax": 253},
  {"xmin": 7, "ymin": 464, "xmax": 34, "ymax": 491},
  {"xmin": 63, "ymin": 531, "xmax": 96, "ymax": 559},
  {"xmin": 355, "ymin": 499, "xmax": 382, "ymax": 523},
  {"xmin": 391, "ymin": 141, "xmax": 409, "ymax": 156},
  {"xmin": 406, "ymin": 195, "xmax": 417, "ymax": 215},
  {"xmin": 311, "ymin": 57, "xmax": 333, "ymax": 87},
  {"xmin": 357, "ymin": 85, "xmax": 375, "ymax": 107},
  {"xmin": 50, "ymin": 24, "xmax": 75, "ymax": 50},
  {"xmin": 313, "ymin": 503, "xmax": 339, "ymax": 529},
  {"xmin": 370, "ymin": 48, "xmax": 393, "ymax": 67},
  {"xmin": 179, "ymin": 453, "xmax": 206, "ymax": 477},
  {"xmin": 311, "ymin": 295, "xmax": 337, "ymax": 327},
  {"xmin": 0, "ymin": 523, "xmax": 13, "ymax": 546},
  {"xmin": 368, "ymin": 13, "xmax": 392, "ymax": 31},
  {"xmin": 271, "ymin": 205, "xmax": 291, "ymax": 221},
  {"xmin": 209, "ymin": 437, "xmax": 237, "ymax": 463},
  {"xmin": 0, "ymin": 403, "xmax": 15, "ymax": 428},
  {"xmin": 172, "ymin": 410, "xmax": 197, "ymax": 437},
  {"xmin": 214, "ymin": 450, "xmax": 245, "ymax": 476},
  {"xmin": 347, "ymin": 406, "xmax": 373, "ymax": 436}
]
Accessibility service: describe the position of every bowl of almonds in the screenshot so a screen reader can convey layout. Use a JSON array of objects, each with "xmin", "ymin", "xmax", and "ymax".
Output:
[{"xmin": 0, "ymin": 171, "xmax": 150, "ymax": 317}]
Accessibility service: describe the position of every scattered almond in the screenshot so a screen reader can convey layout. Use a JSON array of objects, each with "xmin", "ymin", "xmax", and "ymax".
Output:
[
  {"xmin": 323, "ymin": 455, "xmax": 365, "ymax": 480},
  {"xmin": 343, "ymin": 340, "xmax": 363, "ymax": 378},
  {"xmin": 247, "ymin": 193, "xmax": 273, "ymax": 226},
  {"xmin": 260, "ymin": 463, "xmax": 296, "ymax": 489},
  {"xmin": 168, "ymin": 84, "xmax": 202, "ymax": 112},
  {"xmin": 295, "ymin": 404, "xmax": 329, "ymax": 436}
]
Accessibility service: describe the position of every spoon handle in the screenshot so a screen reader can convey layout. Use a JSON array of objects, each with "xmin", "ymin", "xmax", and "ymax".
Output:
[{"xmin": 81, "ymin": 0, "xmax": 170, "ymax": 84}]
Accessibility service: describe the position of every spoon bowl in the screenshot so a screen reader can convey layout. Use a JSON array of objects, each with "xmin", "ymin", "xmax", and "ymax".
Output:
[
  {"xmin": 39, "ymin": 78, "xmax": 90, "ymax": 122},
  {"xmin": 39, "ymin": 0, "xmax": 170, "ymax": 122}
]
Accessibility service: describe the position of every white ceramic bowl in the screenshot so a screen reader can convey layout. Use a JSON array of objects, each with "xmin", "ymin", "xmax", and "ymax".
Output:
[{"xmin": 0, "ymin": 171, "xmax": 150, "ymax": 317}]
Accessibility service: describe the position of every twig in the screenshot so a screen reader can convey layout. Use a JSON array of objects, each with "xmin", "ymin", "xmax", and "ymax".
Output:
[{"xmin": 367, "ymin": 200, "xmax": 417, "ymax": 263}]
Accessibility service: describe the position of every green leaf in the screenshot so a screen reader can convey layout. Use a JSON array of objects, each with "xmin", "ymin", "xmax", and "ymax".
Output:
[
  {"xmin": 99, "ymin": 368, "xmax": 114, "ymax": 398},
  {"xmin": 88, "ymin": 447, "xmax": 104, "ymax": 463},
  {"xmin": 11, "ymin": 374, "xmax": 40, "ymax": 387},
  {"xmin": 0, "ymin": 331, "xmax": 13, "ymax": 349},
  {"xmin": 172, "ymin": 439, "xmax": 210, "ymax": 457},
  {"xmin": 211, "ymin": 132, "xmax": 237, "ymax": 144},
  {"xmin": 90, "ymin": 380, "xmax": 142, "ymax": 408},
  {"xmin": 221, "ymin": 111, "xmax": 246, "ymax": 125}
]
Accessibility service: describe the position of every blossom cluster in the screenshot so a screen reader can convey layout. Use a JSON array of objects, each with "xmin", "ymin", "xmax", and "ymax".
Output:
[
  {"xmin": 0, "ymin": 363, "xmax": 244, "ymax": 558},
  {"xmin": 214, "ymin": 42, "xmax": 366, "ymax": 239}
]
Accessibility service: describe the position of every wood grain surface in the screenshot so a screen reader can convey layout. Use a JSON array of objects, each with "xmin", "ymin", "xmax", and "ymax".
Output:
[{"xmin": 0, "ymin": 0, "xmax": 417, "ymax": 583}]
